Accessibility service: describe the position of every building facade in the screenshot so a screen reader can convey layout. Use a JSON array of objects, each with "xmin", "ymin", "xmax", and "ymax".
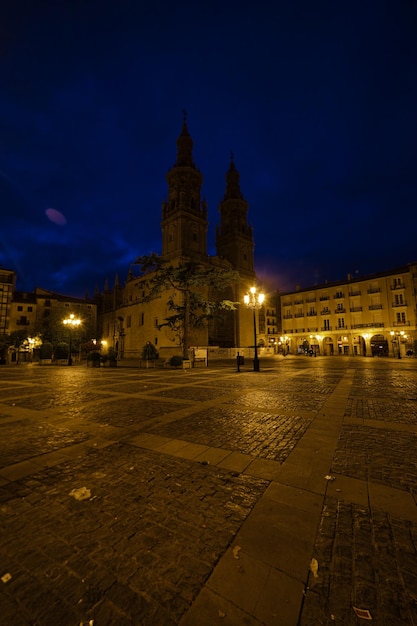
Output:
[
  {"xmin": 0, "ymin": 267, "xmax": 16, "ymax": 337},
  {"xmin": 279, "ymin": 264, "xmax": 417, "ymax": 357},
  {"xmin": 98, "ymin": 118, "xmax": 265, "ymax": 360},
  {"xmin": 6, "ymin": 288, "xmax": 97, "ymax": 362}
]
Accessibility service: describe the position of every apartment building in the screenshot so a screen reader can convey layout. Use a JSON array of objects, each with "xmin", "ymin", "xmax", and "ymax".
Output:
[{"xmin": 280, "ymin": 264, "xmax": 417, "ymax": 357}]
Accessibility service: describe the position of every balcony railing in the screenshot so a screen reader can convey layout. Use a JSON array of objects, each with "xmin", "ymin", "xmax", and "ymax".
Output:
[
  {"xmin": 351, "ymin": 322, "xmax": 385, "ymax": 329},
  {"xmin": 350, "ymin": 306, "xmax": 363, "ymax": 312},
  {"xmin": 349, "ymin": 290, "xmax": 362, "ymax": 296},
  {"xmin": 369, "ymin": 304, "xmax": 383, "ymax": 310},
  {"xmin": 320, "ymin": 310, "xmax": 330, "ymax": 315},
  {"xmin": 335, "ymin": 308, "xmax": 346, "ymax": 313},
  {"xmin": 294, "ymin": 313, "xmax": 304, "ymax": 318},
  {"xmin": 393, "ymin": 321, "xmax": 410, "ymax": 327},
  {"xmin": 391, "ymin": 283, "xmax": 405, "ymax": 289},
  {"xmin": 392, "ymin": 301, "xmax": 407, "ymax": 307},
  {"xmin": 306, "ymin": 311, "xmax": 317, "ymax": 316},
  {"xmin": 283, "ymin": 314, "xmax": 293, "ymax": 319},
  {"xmin": 334, "ymin": 293, "xmax": 345, "ymax": 299},
  {"xmin": 319, "ymin": 296, "xmax": 330, "ymax": 301},
  {"xmin": 367, "ymin": 287, "xmax": 381, "ymax": 294},
  {"xmin": 321, "ymin": 326, "xmax": 332, "ymax": 331}
]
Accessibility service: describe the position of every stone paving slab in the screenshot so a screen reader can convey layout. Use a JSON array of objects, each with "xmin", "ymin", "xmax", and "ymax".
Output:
[
  {"xmin": 0, "ymin": 358, "xmax": 416, "ymax": 625},
  {"xmin": 0, "ymin": 443, "xmax": 268, "ymax": 625}
]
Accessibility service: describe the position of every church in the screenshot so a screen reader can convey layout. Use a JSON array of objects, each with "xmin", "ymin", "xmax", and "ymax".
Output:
[{"xmin": 97, "ymin": 117, "xmax": 264, "ymax": 361}]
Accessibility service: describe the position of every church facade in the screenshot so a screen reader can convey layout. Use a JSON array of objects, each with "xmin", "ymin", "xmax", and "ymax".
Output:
[{"xmin": 97, "ymin": 118, "xmax": 262, "ymax": 360}]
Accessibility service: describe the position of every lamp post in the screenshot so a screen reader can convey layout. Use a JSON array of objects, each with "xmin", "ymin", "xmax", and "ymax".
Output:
[
  {"xmin": 244, "ymin": 286, "xmax": 264, "ymax": 371},
  {"xmin": 63, "ymin": 313, "xmax": 81, "ymax": 365}
]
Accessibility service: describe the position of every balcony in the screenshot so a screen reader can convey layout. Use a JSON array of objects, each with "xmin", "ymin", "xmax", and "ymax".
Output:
[
  {"xmin": 351, "ymin": 322, "xmax": 385, "ymax": 329},
  {"xmin": 321, "ymin": 326, "xmax": 332, "ymax": 331},
  {"xmin": 392, "ymin": 301, "xmax": 407, "ymax": 307},
  {"xmin": 334, "ymin": 293, "xmax": 345, "ymax": 299},
  {"xmin": 320, "ymin": 310, "xmax": 330, "ymax": 315},
  {"xmin": 319, "ymin": 296, "xmax": 329, "ymax": 301},
  {"xmin": 393, "ymin": 321, "xmax": 410, "ymax": 327},
  {"xmin": 294, "ymin": 313, "xmax": 305, "ymax": 318},
  {"xmin": 294, "ymin": 299, "xmax": 304, "ymax": 305},
  {"xmin": 283, "ymin": 314, "xmax": 293, "ymax": 319},
  {"xmin": 349, "ymin": 290, "xmax": 362, "ymax": 296},
  {"xmin": 391, "ymin": 283, "xmax": 405, "ymax": 289},
  {"xmin": 16, "ymin": 319, "xmax": 30, "ymax": 325},
  {"xmin": 305, "ymin": 297, "xmax": 316, "ymax": 303},
  {"xmin": 350, "ymin": 306, "xmax": 363, "ymax": 312},
  {"xmin": 367, "ymin": 287, "xmax": 381, "ymax": 294},
  {"xmin": 369, "ymin": 304, "xmax": 383, "ymax": 310},
  {"xmin": 335, "ymin": 308, "xmax": 346, "ymax": 313},
  {"xmin": 306, "ymin": 311, "xmax": 317, "ymax": 317}
]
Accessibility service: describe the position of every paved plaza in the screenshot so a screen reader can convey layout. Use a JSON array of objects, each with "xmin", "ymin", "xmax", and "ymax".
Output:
[{"xmin": 0, "ymin": 356, "xmax": 416, "ymax": 625}]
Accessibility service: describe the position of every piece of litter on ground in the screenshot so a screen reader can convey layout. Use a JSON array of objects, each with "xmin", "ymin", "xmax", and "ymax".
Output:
[
  {"xmin": 309, "ymin": 558, "xmax": 319, "ymax": 578},
  {"xmin": 1, "ymin": 573, "xmax": 12, "ymax": 583},
  {"xmin": 353, "ymin": 607, "xmax": 372, "ymax": 620},
  {"xmin": 232, "ymin": 546, "xmax": 241, "ymax": 559},
  {"xmin": 69, "ymin": 487, "xmax": 92, "ymax": 501},
  {"xmin": 324, "ymin": 475, "xmax": 336, "ymax": 481}
]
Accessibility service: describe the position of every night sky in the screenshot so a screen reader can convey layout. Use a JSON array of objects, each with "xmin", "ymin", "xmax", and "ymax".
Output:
[{"xmin": 1, "ymin": 1, "xmax": 416, "ymax": 298}]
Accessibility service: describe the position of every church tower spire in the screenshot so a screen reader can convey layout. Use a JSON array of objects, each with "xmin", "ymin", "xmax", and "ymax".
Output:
[
  {"xmin": 216, "ymin": 154, "xmax": 255, "ymax": 276},
  {"xmin": 161, "ymin": 114, "xmax": 208, "ymax": 259}
]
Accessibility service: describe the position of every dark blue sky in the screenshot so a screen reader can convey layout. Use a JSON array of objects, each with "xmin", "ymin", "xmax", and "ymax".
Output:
[{"xmin": 1, "ymin": 0, "xmax": 416, "ymax": 297}]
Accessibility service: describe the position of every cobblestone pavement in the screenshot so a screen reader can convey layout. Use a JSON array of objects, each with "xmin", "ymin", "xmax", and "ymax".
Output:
[{"xmin": 0, "ymin": 357, "xmax": 416, "ymax": 625}]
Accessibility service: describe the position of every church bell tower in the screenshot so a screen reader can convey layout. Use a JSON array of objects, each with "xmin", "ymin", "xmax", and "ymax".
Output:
[
  {"xmin": 216, "ymin": 155, "xmax": 255, "ymax": 278},
  {"xmin": 161, "ymin": 116, "xmax": 208, "ymax": 259}
]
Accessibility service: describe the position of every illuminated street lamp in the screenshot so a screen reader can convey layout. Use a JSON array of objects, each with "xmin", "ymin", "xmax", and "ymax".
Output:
[
  {"xmin": 244, "ymin": 286, "xmax": 264, "ymax": 371},
  {"xmin": 63, "ymin": 313, "xmax": 81, "ymax": 365}
]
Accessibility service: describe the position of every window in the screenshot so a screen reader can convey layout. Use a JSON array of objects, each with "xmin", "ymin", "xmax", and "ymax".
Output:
[
  {"xmin": 396, "ymin": 312, "xmax": 406, "ymax": 323},
  {"xmin": 395, "ymin": 294, "xmax": 404, "ymax": 305},
  {"xmin": 17, "ymin": 305, "xmax": 23, "ymax": 311},
  {"xmin": 28, "ymin": 306, "xmax": 33, "ymax": 312},
  {"xmin": 324, "ymin": 319, "xmax": 330, "ymax": 330},
  {"xmin": 338, "ymin": 318, "xmax": 345, "ymax": 328}
]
